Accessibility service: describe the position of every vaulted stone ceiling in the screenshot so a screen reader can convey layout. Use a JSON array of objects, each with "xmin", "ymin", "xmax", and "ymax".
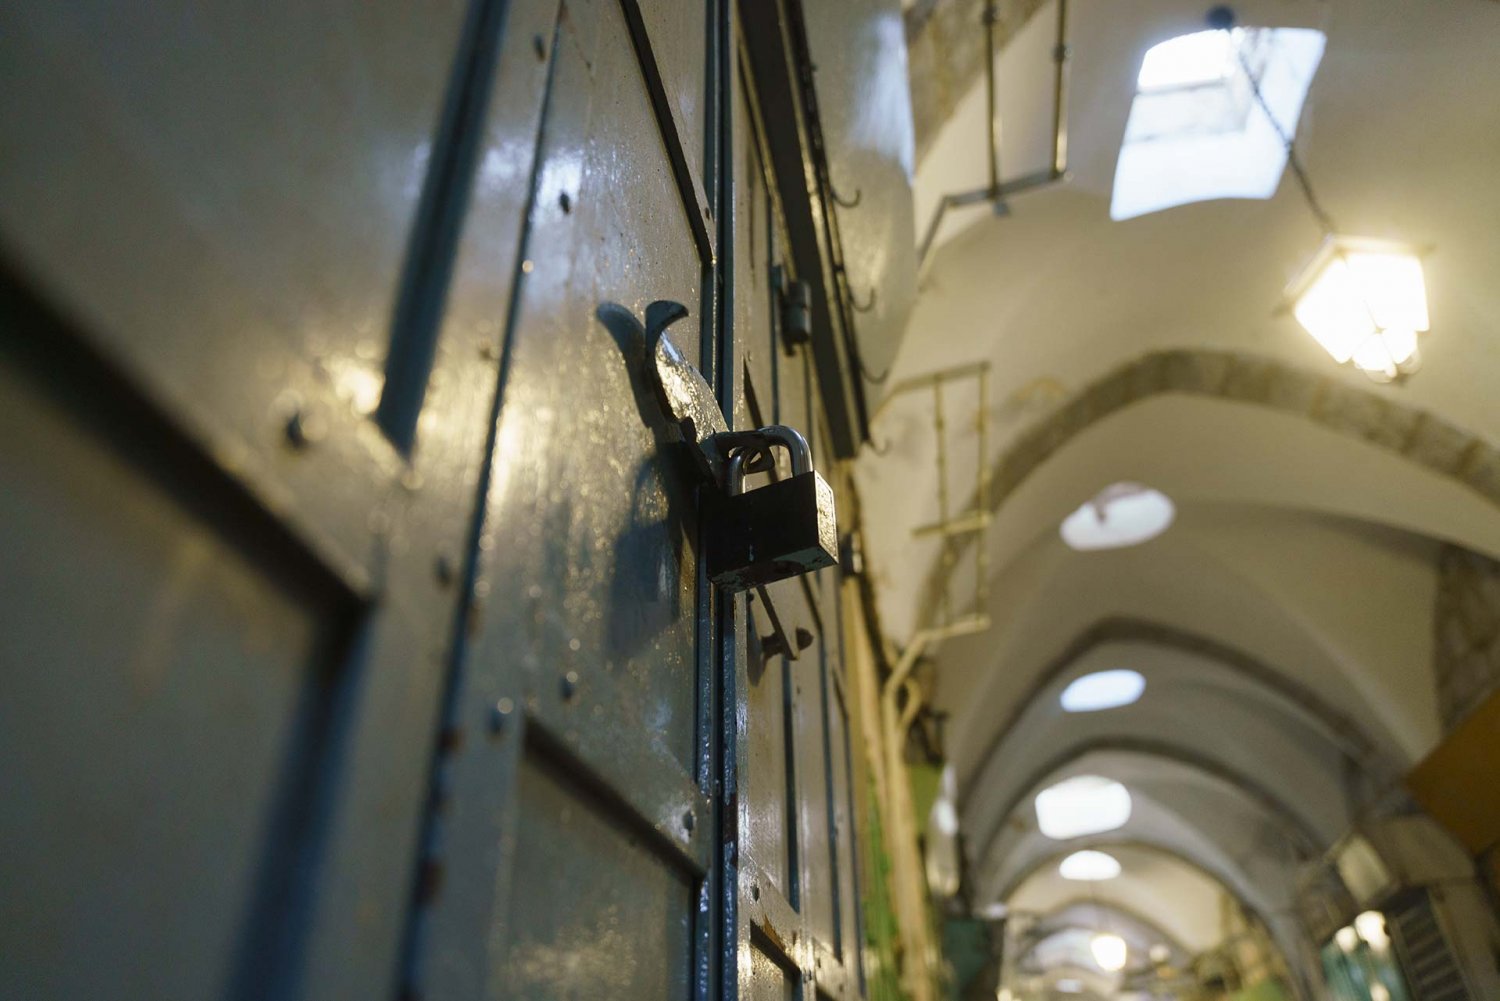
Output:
[{"xmin": 861, "ymin": 0, "xmax": 1500, "ymax": 990}]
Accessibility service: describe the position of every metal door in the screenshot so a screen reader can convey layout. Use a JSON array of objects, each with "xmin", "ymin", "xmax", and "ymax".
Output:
[
  {"xmin": 402, "ymin": 0, "xmax": 727, "ymax": 997},
  {"xmin": 729, "ymin": 47, "xmax": 867, "ymax": 1001},
  {"xmin": 0, "ymin": 0, "xmax": 861, "ymax": 998},
  {"xmin": 0, "ymin": 0, "xmax": 558, "ymax": 997}
]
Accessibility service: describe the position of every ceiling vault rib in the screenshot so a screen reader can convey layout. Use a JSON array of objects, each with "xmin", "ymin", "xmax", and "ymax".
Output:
[
  {"xmin": 991, "ymin": 837, "xmax": 1288, "ymax": 935},
  {"xmin": 913, "ymin": 348, "xmax": 1500, "ymax": 635},
  {"xmin": 970, "ymin": 735, "xmax": 1326, "ymax": 870},
  {"xmin": 994, "ymin": 837, "xmax": 1317, "ymax": 1001},
  {"xmin": 956, "ymin": 617, "xmax": 1396, "ymax": 808}
]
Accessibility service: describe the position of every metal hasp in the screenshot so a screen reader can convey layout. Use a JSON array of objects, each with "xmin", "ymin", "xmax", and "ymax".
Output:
[
  {"xmin": 647, "ymin": 299, "xmax": 733, "ymax": 482},
  {"xmin": 646, "ymin": 300, "xmax": 839, "ymax": 591}
]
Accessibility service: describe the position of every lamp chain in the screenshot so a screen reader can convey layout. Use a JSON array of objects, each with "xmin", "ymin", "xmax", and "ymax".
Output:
[{"xmin": 1234, "ymin": 41, "xmax": 1340, "ymax": 236}]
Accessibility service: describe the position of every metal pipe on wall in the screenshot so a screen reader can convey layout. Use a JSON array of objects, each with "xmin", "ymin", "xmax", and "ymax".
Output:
[
  {"xmin": 916, "ymin": 0, "xmax": 1072, "ymax": 271},
  {"xmin": 879, "ymin": 617, "xmax": 991, "ymax": 1001}
]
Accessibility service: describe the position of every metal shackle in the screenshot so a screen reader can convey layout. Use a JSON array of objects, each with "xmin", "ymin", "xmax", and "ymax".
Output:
[{"xmin": 720, "ymin": 425, "xmax": 813, "ymax": 496}]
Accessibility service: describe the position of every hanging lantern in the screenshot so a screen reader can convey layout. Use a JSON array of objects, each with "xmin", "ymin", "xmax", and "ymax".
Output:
[{"xmin": 1285, "ymin": 236, "xmax": 1431, "ymax": 383}]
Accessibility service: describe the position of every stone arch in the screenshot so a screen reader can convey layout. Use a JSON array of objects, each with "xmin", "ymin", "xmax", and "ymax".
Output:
[
  {"xmin": 915, "ymin": 349, "xmax": 1500, "ymax": 630},
  {"xmin": 957, "ymin": 617, "xmax": 1398, "ymax": 807},
  {"xmin": 971, "ymin": 736, "xmax": 1325, "ymax": 864}
]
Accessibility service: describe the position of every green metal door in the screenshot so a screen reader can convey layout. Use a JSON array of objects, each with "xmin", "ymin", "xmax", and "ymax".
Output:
[
  {"xmin": 404, "ymin": 0, "xmax": 725, "ymax": 997},
  {"xmin": 0, "ymin": 0, "xmax": 537, "ymax": 997},
  {"xmin": 0, "ymin": 0, "xmax": 862, "ymax": 998}
]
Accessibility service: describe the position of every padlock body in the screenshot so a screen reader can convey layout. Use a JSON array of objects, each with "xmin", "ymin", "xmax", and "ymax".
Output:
[{"xmin": 703, "ymin": 470, "xmax": 838, "ymax": 590}]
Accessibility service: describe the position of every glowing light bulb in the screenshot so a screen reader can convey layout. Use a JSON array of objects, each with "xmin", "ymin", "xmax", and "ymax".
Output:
[
  {"xmin": 1287, "ymin": 237, "xmax": 1430, "ymax": 383},
  {"xmin": 1091, "ymin": 932, "xmax": 1128, "ymax": 972},
  {"xmin": 1355, "ymin": 910, "xmax": 1390, "ymax": 951}
]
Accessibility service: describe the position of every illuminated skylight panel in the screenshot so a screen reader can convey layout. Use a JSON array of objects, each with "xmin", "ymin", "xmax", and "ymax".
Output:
[
  {"xmin": 1060, "ymin": 484, "xmax": 1174, "ymax": 551},
  {"xmin": 1060, "ymin": 670, "xmax": 1146, "ymax": 712},
  {"xmin": 1035, "ymin": 776, "xmax": 1133, "ymax": 840},
  {"xmin": 1136, "ymin": 29, "xmax": 1236, "ymax": 90},
  {"xmin": 1110, "ymin": 27, "xmax": 1326, "ymax": 221},
  {"xmin": 1058, "ymin": 849, "xmax": 1122, "ymax": 881}
]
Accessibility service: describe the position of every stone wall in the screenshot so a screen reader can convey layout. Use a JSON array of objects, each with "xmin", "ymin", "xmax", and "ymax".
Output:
[{"xmin": 1433, "ymin": 545, "xmax": 1500, "ymax": 729}]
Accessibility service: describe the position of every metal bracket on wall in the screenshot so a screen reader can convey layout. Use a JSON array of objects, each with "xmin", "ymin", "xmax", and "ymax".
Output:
[
  {"xmin": 874, "ymin": 360, "xmax": 994, "ymax": 635},
  {"xmin": 916, "ymin": 0, "xmax": 1072, "ymax": 274},
  {"xmin": 773, "ymin": 265, "xmax": 813, "ymax": 352}
]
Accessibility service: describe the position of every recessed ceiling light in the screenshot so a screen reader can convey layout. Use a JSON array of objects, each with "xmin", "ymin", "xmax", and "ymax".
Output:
[
  {"xmin": 1035, "ymin": 776, "xmax": 1133, "ymax": 840},
  {"xmin": 1060, "ymin": 670, "xmax": 1146, "ymax": 712},
  {"xmin": 1060, "ymin": 483, "xmax": 1175, "ymax": 551},
  {"xmin": 1058, "ymin": 849, "xmax": 1122, "ymax": 881}
]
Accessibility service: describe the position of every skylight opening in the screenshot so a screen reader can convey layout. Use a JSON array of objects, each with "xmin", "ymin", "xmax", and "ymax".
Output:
[
  {"xmin": 1111, "ymin": 26, "xmax": 1326, "ymax": 221},
  {"xmin": 1058, "ymin": 849, "xmax": 1122, "ymax": 881},
  {"xmin": 1060, "ymin": 483, "xmax": 1174, "ymax": 551},
  {"xmin": 1136, "ymin": 29, "xmax": 1236, "ymax": 90},
  {"xmin": 1035, "ymin": 776, "xmax": 1133, "ymax": 840},
  {"xmin": 1060, "ymin": 670, "xmax": 1146, "ymax": 712}
]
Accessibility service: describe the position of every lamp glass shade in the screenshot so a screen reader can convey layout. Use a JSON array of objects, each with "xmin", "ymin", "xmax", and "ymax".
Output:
[
  {"xmin": 1091, "ymin": 932, "xmax": 1128, "ymax": 972},
  {"xmin": 1289, "ymin": 240, "xmax": 1429, "ymax": 380}
]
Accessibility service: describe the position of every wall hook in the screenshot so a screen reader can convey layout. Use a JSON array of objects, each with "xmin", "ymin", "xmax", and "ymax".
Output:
[{"xmin": 831, "ymin": 184, "xmax": 862, "ymax": 209}]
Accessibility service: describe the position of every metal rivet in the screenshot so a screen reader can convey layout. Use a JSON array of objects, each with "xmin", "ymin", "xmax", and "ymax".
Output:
[
  {"xmin": 521, "ymin": 259, "xmax": 534, "ymax": 274},
  {"xmin": 682, "ymin": 809, "xmax": 695, "ymax": 834},
  {"xmin": 489, "ymin": 697, "xmax": 514, "ymax": 735},
  {"xmin": 750, "ymin": 883, "xmax": 760, "ymax": 901},
  {"xmin": 533, "ymin": 33, "xmax": 546, "ymax": 59},
  {"xmin": 561, "ymin": 671, "xmax": 579, "ymax": 701},
  {"xmin": 559, "ymin": 191, "xmax": 572, "ymax": 214}
]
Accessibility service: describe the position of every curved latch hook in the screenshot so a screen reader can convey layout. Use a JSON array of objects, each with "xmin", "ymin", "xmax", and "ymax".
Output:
[{"xmin": 646, "ymin": 300, "xmax": 731, "ymax": 483}]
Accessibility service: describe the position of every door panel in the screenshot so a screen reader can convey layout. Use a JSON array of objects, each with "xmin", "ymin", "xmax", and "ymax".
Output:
[
  {"xmin": 0, "ymin": 336, "xmax": 347, "ymax": 1001},
  {"xmin": 0, "ymin": 1, "xmax": 556, "ymax": 998},
  {"xmin": 500, "ymin": 755, "xmax": 695, "ymax": 1000},
  {"xmin": 0, "ymin": 0, "xmax": 473, "ymax": 580},
  {"xmin": 410, "ymin": 0, "xmax": 715, "ymax": 996},
  {"xmin": 745, "ymin": 594, "xmax": 798, "ymax": 899}
]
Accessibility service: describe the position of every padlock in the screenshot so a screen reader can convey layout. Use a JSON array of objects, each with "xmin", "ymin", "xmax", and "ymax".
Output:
[{"xmin": 702, "ymin": 425, "xmax": 839, "ymax": 591}]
